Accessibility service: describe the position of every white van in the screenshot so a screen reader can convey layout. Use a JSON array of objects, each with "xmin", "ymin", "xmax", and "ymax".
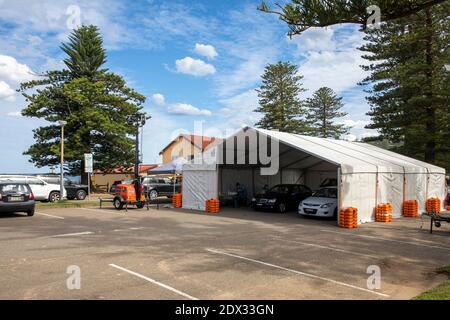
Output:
[{"xmin": 0, "ymin": 175, "xmax": 66, "ymax": 202}]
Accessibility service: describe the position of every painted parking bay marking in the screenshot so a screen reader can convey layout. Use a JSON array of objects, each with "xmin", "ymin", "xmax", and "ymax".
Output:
[
  {"xmin": 50, "ymin": 231, "xmax": 94, "ymax": 238},
  {"xmin": 109, "ymin": 264, "xmax": 199, "ymax": 300},
  {"xmin": 320, "ymin": 229, "xmax": 450, "ymax": 251},
  {"xmin": 272, "ymin": 237, "xmax": 381, "ymax": 259},
  {"xmin": 37, "ymin": 212, "xmax": 65, "ymax": 219},
  {"xmin": 206, "ymin": 248, "xmax": 389, "ymax": 298}
]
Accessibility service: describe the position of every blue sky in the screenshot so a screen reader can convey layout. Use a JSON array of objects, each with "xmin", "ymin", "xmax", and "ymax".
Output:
[{"xmin": 0, "ymin": 0, "xmax": 377, "ymax": 173}]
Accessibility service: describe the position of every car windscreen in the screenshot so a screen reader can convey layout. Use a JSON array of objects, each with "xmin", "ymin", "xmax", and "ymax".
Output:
[
  {"xmin": 268, "ymin": 185, "xmax": 290, "ymax": 194},
  {"xmin": 0, "ymin": 184, "xmax": 30, "ymax": 193},
  {"xmin": 312, "ymin": 188, "xmax": 337, "ymax": 198}
]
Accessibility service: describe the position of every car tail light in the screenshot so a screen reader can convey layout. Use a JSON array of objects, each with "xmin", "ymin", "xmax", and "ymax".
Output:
[
  {"xmin": 29, "ymin": 192, "xmax": 34, "ymax": 200},
  {"xmin": 139, "ymin": 183, "xmax": 144, "ymax": 194}
]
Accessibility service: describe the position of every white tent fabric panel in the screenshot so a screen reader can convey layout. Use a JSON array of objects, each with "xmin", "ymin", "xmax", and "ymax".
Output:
[
  {"xmin": 378, "ymin": 173, "xmax": 404, "ymax": 217},
  {"xmin": 258, "ymin": 129, "xmax": 378, "ymax": 174},
  {"xmin": 220, "ymin": 168, "xmax": 254, "ymax": 197},
  {"xmin": 428, "ymin": 173, "xmax": 447, "ymax": 202},
  {"xmin": 353, "ymin": 142, "xmax": 445, "ymax": 174},
  {"xmin": 405, "ymin": 174, "xmax": 427, "ymax": 211},
  {"xmin": 182, "ymin": 164, "xmax": 218, "ymax": 211},
  {"xmin": 305, "ymin": 171, "xmax": 337, "ymax": 189},
  {"xmin": 341, "ymin": 173, "xmax": 377, "ymax": 223},
  {"xmin": 281, "ymin": 169, "xmax": 302, "ymax": 184}
]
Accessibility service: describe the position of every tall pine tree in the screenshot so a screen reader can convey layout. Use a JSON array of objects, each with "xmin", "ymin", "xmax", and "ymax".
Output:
[
  {"xmin": 20, "ymin": 25, "xmax": 146, "ymax": 177},
  {"xmin": 359, "ymin": 2, "xmax": 449, "ymax": 170},
  {"xmin": 306, "ymin": 87, "xmax": 348, "ymax": 138},
  {"xmin": 254, "ymin": 61, "xmax": 311, "ymax": 133}
]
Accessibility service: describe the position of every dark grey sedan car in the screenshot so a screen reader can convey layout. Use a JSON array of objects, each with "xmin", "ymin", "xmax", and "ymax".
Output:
[{"xmin": 0, "ymin": 182, "xmax": 35, "ymax": 216}]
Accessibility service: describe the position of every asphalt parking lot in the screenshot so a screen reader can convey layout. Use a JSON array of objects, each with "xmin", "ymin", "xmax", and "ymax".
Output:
[{"xmin": 0, "ymin": 204, "xmax": 449, "ymax": 300}]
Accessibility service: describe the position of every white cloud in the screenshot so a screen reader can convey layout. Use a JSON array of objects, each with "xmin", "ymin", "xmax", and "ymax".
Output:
[
  {"xmin": 214, "ymin": 89, "xmax": 261, "ymax": 131},
  {"xmin": 0, "ymin": 81, "xmax": 16, "ymax": 101},
  {"xmin": 167, "ymin": 103, "xmax": 212, "ymax": 116},
  {"xmin": 338, "ymin": 119, "xmax": 370, "ymax": 129},
  {"xmin": 0, "ymin": 55, "xmax": 36, "ymax": 84},
  {"xmin": 194, "ymin": 43, "xmax": 218, "ymax": 60},
  {"xmin": 6, "ymin": 110, "xmax": 22, "ymax": 117},
  {"xmin": 289, "ymin": 27, "xmax": 335, "ymax": 53},
  {"xmin": 175, "ymin": 57, "xmax": 216, "ymax": 77},
  {"xmin": 152, "ymin": 93, "xmax": 165, "ymax": 106},
  {"xmin": 299, "ymin": 50, "xmax": 367, "ymax": 95}
]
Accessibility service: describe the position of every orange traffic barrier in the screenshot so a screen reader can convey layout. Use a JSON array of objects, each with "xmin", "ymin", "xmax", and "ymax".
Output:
[
  {"xmin": 403, "ymin": 200, "xmax": 419, "ymax": 218},
  {"xmin": 426, "ymin": 198, "xmax": 441, "ymax": 213},
  {"xmin": 376, "ymin": 203, "xmax": 393, "ymax": 222},
  {"xmin": 172, "ymin": 193, "xmax": 182, "ymax": 208},
  {"xmin": 205, "ymin": 199, "xmax": 220, "ymax": 214},
  {"xmin": 446, "ymin": 205, "xmax": 450, "ymax": 211},
  {"xmin": 339, "ymin": 207, "xmax": 358, "ymax": 229}
]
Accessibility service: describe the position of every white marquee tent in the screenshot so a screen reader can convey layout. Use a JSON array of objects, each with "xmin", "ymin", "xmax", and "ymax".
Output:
[{"xmin": 182, "ymin": 127, "xmax": 446, "ymax": 224}]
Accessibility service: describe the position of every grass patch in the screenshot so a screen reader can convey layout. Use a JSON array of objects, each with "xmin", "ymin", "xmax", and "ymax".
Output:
[
  {"xmin": 414, "ymin": 266, "xmax": 450, "ymax": 300},
  {"xmin": 36, "ymin": 200, "xmax": 99, "ymax": 209}
]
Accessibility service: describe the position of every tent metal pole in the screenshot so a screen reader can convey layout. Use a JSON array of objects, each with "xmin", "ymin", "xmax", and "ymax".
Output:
[{"xmin": 338, "ymin": 167, "xmax": 342, "ymax": 226}]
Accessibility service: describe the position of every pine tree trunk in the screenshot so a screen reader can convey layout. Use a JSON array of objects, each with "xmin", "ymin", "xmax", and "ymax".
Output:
[{"xmin": 424, "ymin": 8, "xmax": 436, "ymax": 164}]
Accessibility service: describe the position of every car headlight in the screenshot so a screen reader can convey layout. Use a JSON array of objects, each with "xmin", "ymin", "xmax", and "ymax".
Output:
[
  {"xmin": 321, "ymin": 203, "xmax": 334, "ymax": 208},
  {"xmin": 298, "ymin": 201, "xmax": 303, "ymax": 207},
  {"xmin": 268, "ymin": 199, "xmax": 277, "ymax": 204}
]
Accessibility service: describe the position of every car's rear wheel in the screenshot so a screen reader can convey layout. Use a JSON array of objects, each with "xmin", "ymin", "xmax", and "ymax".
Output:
[
  {"xmin": 113, "ymin": 198, "xmax": 124, "ymax": 210},
  {"xmin": 49, "ymin": 191, "xmax": 60, "ymax": 202},
  {"xmin": 27, "ymin": 209, "xmax": 35, "ymax": 217},
  {"xmin": 278, "ymin": 202, "xmax": 286, "ymax": 213},
  {"xmin": 76, "ymin": 190, "xmax": 87, "ymax": 200},
  {"xmin": 149, "ymin": 190, "xmax": 158, "ymax": 200}
]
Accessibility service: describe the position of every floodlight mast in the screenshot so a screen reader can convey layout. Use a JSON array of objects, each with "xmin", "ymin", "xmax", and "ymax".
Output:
[{"xmin": 134, "ymin": 113, "xmax": 150, "ymax": 200}]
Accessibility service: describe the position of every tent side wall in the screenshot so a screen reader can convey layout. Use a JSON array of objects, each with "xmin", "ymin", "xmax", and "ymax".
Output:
[
  {"xmin": 182, "ymin": 164, "xmax": 218, "ymax": 211},
  {"xmin": 378, "ymin": 172, "xmax": 404, "ymax": 218},
  {"xmin": 428, "ymin": 173, "xmax": 447, "ymax": 207},
  {"xmin": 341, "ymin": 173, "xmax": 377, "ymax": 223}
]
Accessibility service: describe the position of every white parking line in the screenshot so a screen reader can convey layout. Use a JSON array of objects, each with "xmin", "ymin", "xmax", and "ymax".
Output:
[
  {"xmin": 206, "ymin": 248, "xmax": 389, "ymax": 298},
  {"xmin": 272, "ymin": 237, "xmax": 380, "ymax": 259},
  {"xmin": 37, "ymin": 212, "xmax": 65, "ymax": 220},
  {"xmin": 50, "ymin": 231, "xmax": 94, "ymax": 238},
  {"xmin": 109, "ymin": 264, "xmax": 198, "ymax": 300},
  {"xmin": 320, "ymin": 229, "xmax": 450, "ymax": 251},
  {"xmin": 113, "ymin": 227, "xmax": 145, "ymax": 232}
]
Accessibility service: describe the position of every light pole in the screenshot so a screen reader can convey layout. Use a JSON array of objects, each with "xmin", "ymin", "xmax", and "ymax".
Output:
[{"xmin": 59, "ymin": 120, "xmax": 67, "ymax": 201}]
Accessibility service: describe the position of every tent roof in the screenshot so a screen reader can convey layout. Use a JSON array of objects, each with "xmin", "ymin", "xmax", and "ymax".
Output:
[{"xmin": 216, "ymin": 128, "xmax": 445, "ymax": 175}]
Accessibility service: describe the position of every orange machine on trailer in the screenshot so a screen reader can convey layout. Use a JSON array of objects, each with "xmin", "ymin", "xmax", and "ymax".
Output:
[{"xmin": 113, "ymin": 181, "xmax": 146, "ymax": 210}]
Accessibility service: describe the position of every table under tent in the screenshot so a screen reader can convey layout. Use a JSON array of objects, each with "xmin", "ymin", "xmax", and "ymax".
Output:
[{"xmin": 181, "ymin": 127, "xmax": 446, "ymax": 225}]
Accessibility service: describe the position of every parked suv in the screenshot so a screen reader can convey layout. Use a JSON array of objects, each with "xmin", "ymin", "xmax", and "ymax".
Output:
[
  {"xmin": 0, "ymin": 182, "xmax": 35, "ymax": 216},
  {"xmin": 141, "ymin": 176, "xmax": 181, "ymax": 200},
  {"xmin": 0, "ymin": 175, "xmax": 65, "ymax": 202},
  {"xmin": 38, "ymin": 175, "xmax": 88, "ymax": 200}
]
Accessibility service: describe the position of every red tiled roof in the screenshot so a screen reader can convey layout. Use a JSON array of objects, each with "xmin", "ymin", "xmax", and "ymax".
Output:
[
  {"xmin": 159, "ymin": 134, "xmax": 222, "ymax": 155},
  {"xmin": 94, "ymin": 164, "xmax": 159, "ymax": 174}
]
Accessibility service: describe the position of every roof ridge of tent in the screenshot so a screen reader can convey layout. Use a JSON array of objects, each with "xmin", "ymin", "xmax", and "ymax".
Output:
[
  {"xmin": 253, "ymin": 129, "xmax": 342, "ymax": 167},
  {"xmin": 254, "ymin": 128, "xmax": 379, "ymax": 170},
  {"xmin": 290, "ymin": 133, "xmax": 382, "ymax": 170},
  {"xmin": 352, "ymin": 142, "xmax": 444, "ymax": 173},
  {"xmin": 322, "ymin": 138, "xmax": 408, "ymax": 171}
]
